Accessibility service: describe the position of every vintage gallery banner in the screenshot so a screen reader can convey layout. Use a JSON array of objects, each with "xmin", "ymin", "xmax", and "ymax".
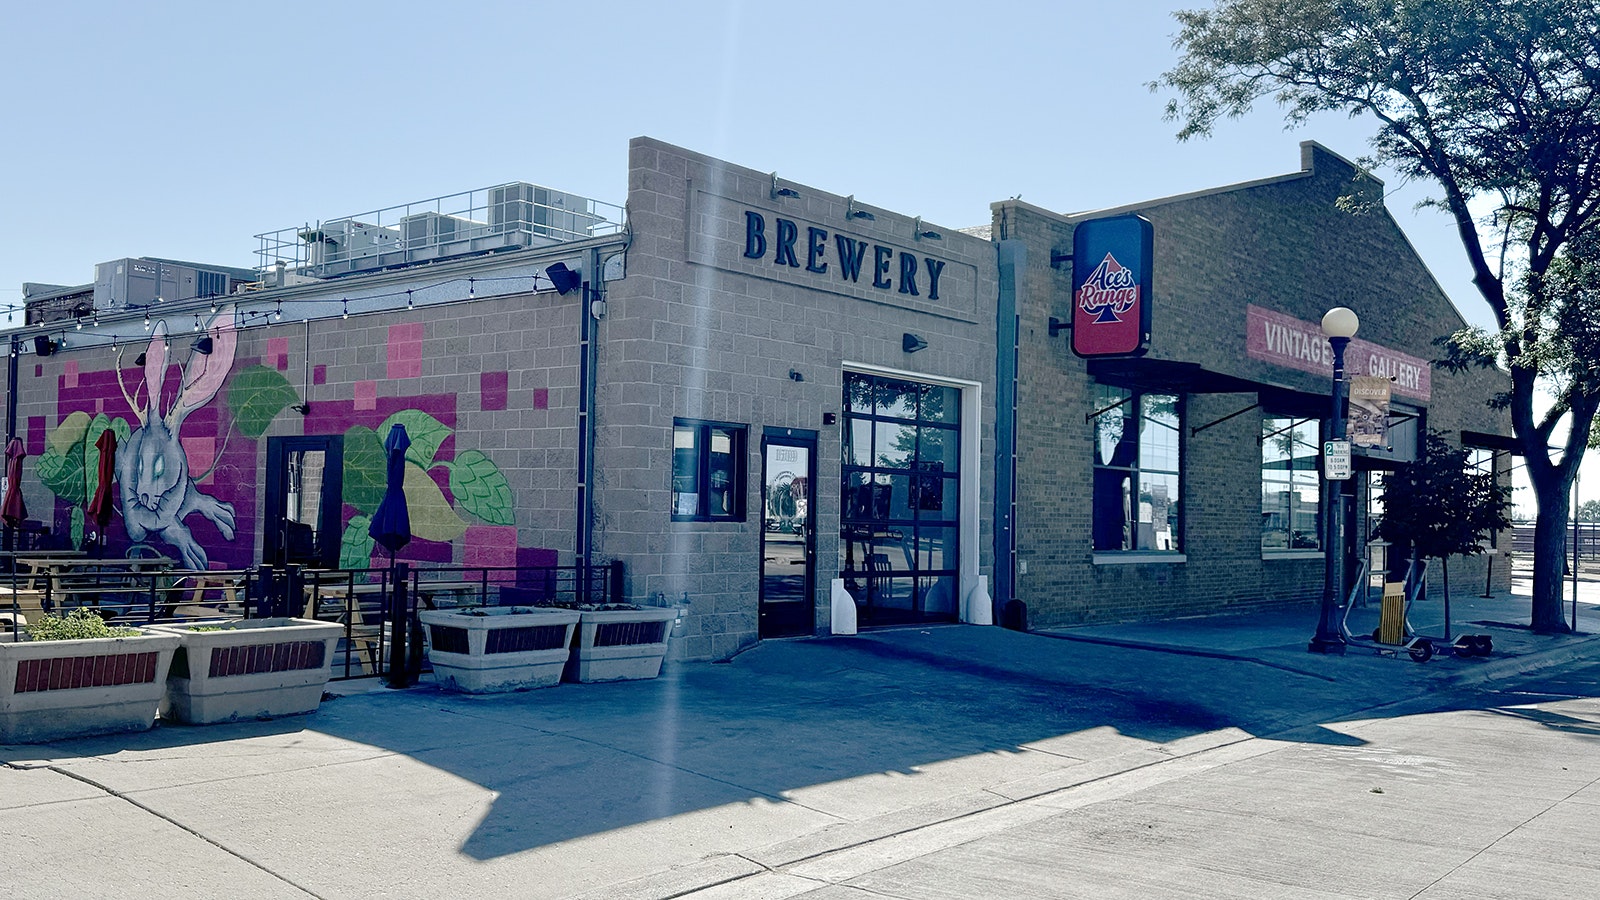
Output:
[{"xmin": 1245, "ymin": 304, "xmax": 1431, "ymax": 401}]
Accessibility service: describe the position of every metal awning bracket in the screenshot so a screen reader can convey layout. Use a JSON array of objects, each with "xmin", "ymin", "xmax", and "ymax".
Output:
[
  {"xmin": 1192, "ymin": 402, "xmax": 1260, "ymax": 438},
  {"xmin": 1085, "ymin": 394, "xmax": 1135, "ymax": 424}
]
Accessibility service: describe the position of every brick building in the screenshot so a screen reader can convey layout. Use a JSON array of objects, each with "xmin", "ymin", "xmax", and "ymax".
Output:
[
  {"xmin": 3, "ymin": 138, "xmax": 1509, "ymax": 656},
  {"xmin": 993, "ymin": 142, "xmax": 1512, "ymax": 628}
]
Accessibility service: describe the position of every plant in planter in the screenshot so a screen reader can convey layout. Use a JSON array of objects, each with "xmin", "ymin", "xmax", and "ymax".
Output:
[
  {"xmin": 0, "ymin": 609, "xmax": 181, "ymax": 743},
  {"xmin": 565, "ymin": 603, "xmax": 677, "ymax": 684},
  {"xmin": 148, "ymin": 617, "xmax": 344, "ymax": 725},
  {"xmin": 419, "ymin": 606, "xmax": 580, "ymax": 693}
]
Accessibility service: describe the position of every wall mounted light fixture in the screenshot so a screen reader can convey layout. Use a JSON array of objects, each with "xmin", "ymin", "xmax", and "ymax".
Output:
[
  {"xmin": 903, "ymin": 333, "xmax": 929, "ymax": 353},
  {"xmin": 789, "ymin": 369, "xmax": 804, "ymax": 382},
  {"xmin": 846, "ymin": 195, "xmax": 875, "ymax": 221},
  {"xmin": 912, "ymin": 217, "xmax": 942, "ymax": 241},
  {"xmin": 546, "ymin": 262, "xmax": 582, "ymax": 296},
  {"xmin": 770, "ymin": 172, "xmax": 800, "ymax": 200},
  {"xmin": 33, "ymin": 336, "xmax": 56, "ymax": 357},
  {"xmin": 192, "ymin": 336, "xmax": 214, "ymax": 355}
]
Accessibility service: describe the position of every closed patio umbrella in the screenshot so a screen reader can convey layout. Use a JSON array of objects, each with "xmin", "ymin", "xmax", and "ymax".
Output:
[
  {"xmin": 368, "ymin": 424, "xmax": 414, "ymax": 688},
  {"xmin": 368, "ymin": 424, "xmax": 411, "ymax": 563},
  {"xmin": 85, "ymin": 429, "xmax": 117, "ymax": 550},
  {"xmin": 2, "ymin": 438, "xmax": 26, "ymax": 529}
]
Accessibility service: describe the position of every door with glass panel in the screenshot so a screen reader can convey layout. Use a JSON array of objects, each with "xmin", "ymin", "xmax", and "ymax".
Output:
[
  {"xmin": 760, "ymin": 433, "xmax": 816, "ymax": 638},
  {"xmin": 264, "ymin": 436, "xmax": 344, "ymax": 570},
  {"xmin": 840, "ymin": 372, "xmax": 961, "ymax": 626}
]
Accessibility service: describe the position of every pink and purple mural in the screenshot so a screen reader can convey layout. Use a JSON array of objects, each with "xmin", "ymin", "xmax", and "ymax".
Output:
[
  {"xmin": 34, "ymin": 309, "xmax": 526, "ymax": 573},
  {"xmin": 113, "ymin": 314, "xmax": 239, "ymax": 569}
]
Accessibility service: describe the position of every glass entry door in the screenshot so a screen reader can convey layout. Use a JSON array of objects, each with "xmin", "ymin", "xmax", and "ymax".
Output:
[
  {"xmin": 265, "ymin": 436, "xmax": 344, "ymax": 570},
  {"xmin": 840, "ymin": 372, "xmax": 962, "ymax": 626},
  {"xmin": 759, "ymin": 433, "xmax": 816, "ymax": 639}
]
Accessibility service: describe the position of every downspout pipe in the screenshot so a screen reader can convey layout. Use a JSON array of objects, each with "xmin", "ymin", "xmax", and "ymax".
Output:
[
  {"xmin": 575, "ymin": 248, "xmax": 602, "ymax": 590},
  {"xmin": 994, "ymin": 240, "xmax": 1024, "ymax": 621},
  {"xmin": 5, "ymin": 336, "xmax": 18, "ymax": 552}
]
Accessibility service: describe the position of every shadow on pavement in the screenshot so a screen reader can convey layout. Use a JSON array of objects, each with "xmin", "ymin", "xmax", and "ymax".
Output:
[{"xmin": 4, "ymin": 595, "xmax": 1596, "ymax": 864}]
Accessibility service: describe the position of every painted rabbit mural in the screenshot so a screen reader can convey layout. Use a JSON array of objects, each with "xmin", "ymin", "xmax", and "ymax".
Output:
[{"xmin": 114, "ymin": 310, "xmax": 240, "ymax": 569}]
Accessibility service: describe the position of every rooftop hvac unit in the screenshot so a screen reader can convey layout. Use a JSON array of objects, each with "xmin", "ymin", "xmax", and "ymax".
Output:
[
  {"xmin": 488, "ymin": 183, "xmax": 604, "ymax": 242},
  {"xmin": 399, "ymin": 212, "xmax": 479, "ymax": 248},
  {"xmin": 303, "ymin": 219, "xmax": 401, "ymax": 272},
  {"xmin": 91, "ymin": 258, "xmax": 243, "ymax": 310}
]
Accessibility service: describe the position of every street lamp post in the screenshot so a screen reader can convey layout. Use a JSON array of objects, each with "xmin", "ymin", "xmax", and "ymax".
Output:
[{"xmin": 1310, "ymin": 306, "xmax": 1359, "ymax": 654}]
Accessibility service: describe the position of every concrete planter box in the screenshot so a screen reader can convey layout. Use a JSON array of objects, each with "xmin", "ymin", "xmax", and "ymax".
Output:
[
  {"xmin": 566, "ymin": 606, "xmax": 676, "ymax": 683},
  {"xmin": 0, "ymin": 630, "xmax": 181, "ymax": 743},
  {"xmin": 149, "ymin": 618, "xmax": 344, "ymax": 725},
  {"xmin": 420, "ymin": 607, "xmax": 580, "ymax": 693}
]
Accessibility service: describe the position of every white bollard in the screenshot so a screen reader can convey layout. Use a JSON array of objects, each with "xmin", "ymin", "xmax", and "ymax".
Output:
[
  {"xmin": 962, "ymin": 575, "xmax": 994, "ymax": 625},
  {"xmin": 830, "ymin": 578, "xmax": 858, "ymax": 635}
]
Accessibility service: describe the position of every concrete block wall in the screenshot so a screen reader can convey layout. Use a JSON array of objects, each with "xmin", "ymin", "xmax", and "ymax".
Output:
[
  {"xmin": 8, "ymin": 284, "xmax": 586, "ymax": 570},
  {"xmin": 598, "ymin": 137, "xmax": 999, "ymax": 661}
]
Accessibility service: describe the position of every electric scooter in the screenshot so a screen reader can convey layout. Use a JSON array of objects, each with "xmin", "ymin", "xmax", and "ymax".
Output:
[{"xmin": 1340, "ymin": 560, "xmax": 1436, "ymax": 662}]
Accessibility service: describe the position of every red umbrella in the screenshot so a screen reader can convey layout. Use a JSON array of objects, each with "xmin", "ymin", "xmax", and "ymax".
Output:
[
  {"xmin": 86, "ymin": 429, "xmax": 117, "ymax": 542},
  {"xmin": 1, "ymin": 438, "xmax": 26, "ymax": 529}
]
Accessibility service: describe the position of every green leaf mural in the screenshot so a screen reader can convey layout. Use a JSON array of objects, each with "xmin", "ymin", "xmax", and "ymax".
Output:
[
  {"xmin": 226, "ymin": 366, "xmax": 300, "ymax": 439},
  {"xmin": 445, "ymin": 450, "xmax": 515, "ymax": 526},
  {"xmin": 339, "ymin": 515, "xmax": 376, "ymax": 570},
  {"xmin": 36, "ymin": 441, "xmax": 86, "ymax": 504},
  {"xmin": 48, "ymin": 411, "xmax": 91, "ymax": 455},
  {"xmin": 378, "ymin": 409, "xmax": 451, "ymax": 469},
  {"xmin": 341, "ymin": 425, "xmax": 386, "ymax": 515},
  {"xmin": 70, "ymin": 507, "xmax": 84, "ymax": 550},
  {"xmin": 404, "ymin": 462, "xmax": 468, "ymax": 542},
  {"xmin": 36, "ymin": 413, "xmax": 133, "ymax": 512}
]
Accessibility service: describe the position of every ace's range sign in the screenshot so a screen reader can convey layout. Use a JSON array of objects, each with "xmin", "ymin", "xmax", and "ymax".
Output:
[{"xmin": 1071, "ymin": 215, "xmax": 1153, "ymax": 358}]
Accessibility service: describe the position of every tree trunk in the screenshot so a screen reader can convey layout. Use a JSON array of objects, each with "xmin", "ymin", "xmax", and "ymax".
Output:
[{"xmin": 1530, "ymin": 501, "xmax": 1574, "ymax": 633}]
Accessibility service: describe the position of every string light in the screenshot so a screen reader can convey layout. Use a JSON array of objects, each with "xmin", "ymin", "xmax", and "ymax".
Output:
[
  {"xmin": 143, "ymin": 311, "xmax": 151, "ymax": 330},
  {"xmin": 468, "ymin": 278, "xmax": 475, "ymax": 298},
  {"xmin": 274, "ymin": 301, "xmax": 283, "ymax": 321},
  {"xmin": 406, "ymin": 289, "xmax": 414, "ymax": 310},
  {"xmin": 341, "ymin": 298, "xmax": 349, "ymax": 320}
]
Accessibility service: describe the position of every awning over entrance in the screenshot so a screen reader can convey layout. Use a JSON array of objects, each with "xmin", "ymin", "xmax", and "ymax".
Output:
[
  {"xmin": 1086, "ymin": 357, "xmax": 1330, "ymax": 423},
  {"xmin": 1461, "ymin": 430, "xmax": 1521, "ymax": 455}
]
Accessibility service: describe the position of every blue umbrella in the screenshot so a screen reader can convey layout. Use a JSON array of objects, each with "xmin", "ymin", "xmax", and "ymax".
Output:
[{"xmin": 368, "ymin": 424, "xmax": 411, "ymax": 563}]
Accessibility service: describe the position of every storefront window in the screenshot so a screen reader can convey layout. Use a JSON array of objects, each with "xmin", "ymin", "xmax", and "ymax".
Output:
[
  {"xmin": 1261, "ymin": 416, "xmax": 1322, "ymax": 552},
  {"xmin": 672, "ymin": 419, "xmax": 746, "ymax": 521},
  {"xmin": 1091, "ymin": 384, "xmax": 1182, "ymax": 552},
  {"xmin": 1468, "ymin": 447, "xmax": 1498, "ymax": 548},
  {"xmin": 841, "ymin": 372, "xmax": 961, "ymax": 624}
]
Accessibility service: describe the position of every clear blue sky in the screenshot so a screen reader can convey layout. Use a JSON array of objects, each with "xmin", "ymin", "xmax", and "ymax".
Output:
[{"xmin": 0, "ymin": 0, "xmax": 1580, "ymax": 511}]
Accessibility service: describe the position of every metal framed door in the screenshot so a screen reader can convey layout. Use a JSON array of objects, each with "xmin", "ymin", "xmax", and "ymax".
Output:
[
  {"xmin": 264, "ymin": 435, "xmax": 343, "ymax": 570},
  {"xmin": 759, "ymin": 430, "xmax": 816, "ymax": 639}
]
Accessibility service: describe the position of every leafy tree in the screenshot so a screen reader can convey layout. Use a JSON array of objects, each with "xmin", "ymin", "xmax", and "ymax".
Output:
[
  {"xmin": 1579, "ymin": 499, "xmax": 1600, "ymax": 522},
  {"xmin": 1374, "ymin": 432, "xmax": 1513, "ymax": 620},
  {"xmin": 1158, "ymin": 0, "xmax": 1600, "ymax": 631}
]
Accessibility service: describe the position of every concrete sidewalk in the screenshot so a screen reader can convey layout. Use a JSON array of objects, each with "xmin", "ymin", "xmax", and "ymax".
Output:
[
  {"xmin": 1045, "ymin": 581, "xmax": 1600, "ymax": 686},
  {"xmin": 2, "ymin": 586, "xmax": 1597, "ymax": 899}
]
